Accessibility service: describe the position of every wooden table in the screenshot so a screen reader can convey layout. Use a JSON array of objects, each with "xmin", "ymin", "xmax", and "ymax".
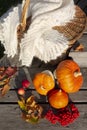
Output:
[
  {"xmin": 0, "ymin": 26, "xmax": 87, "ymax": 130},
  {"xmin": 0, "ymin": 0, "xmax": 87, "ymax": 128}
]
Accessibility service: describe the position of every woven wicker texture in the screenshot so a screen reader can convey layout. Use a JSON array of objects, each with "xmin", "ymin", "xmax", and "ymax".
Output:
[{"xmin": 0, "ymin": 0, "xmax": 86, "ymax": 66}]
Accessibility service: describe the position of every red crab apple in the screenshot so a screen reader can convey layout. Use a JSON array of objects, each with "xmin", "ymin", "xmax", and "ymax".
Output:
[
  {"xmin": 22, "ymin": 79, "xmax": 30, "ymax": 89},
  {"xmin": 18, "ymin": 88, "xmax": 25, "ymax": 95}
]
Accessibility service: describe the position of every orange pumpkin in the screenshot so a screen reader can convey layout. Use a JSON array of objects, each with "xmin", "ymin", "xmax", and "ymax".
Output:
[
  {"xmin": 48, "ymin": 89, "xmax": 69, "ymax": 109},
  {"xmin": 55, "ymin": 60, "xmax": 83, "ymax": 93},
  {"xmin": 33, "ymin": 70, "xmax": 55, "ymax": 95}
]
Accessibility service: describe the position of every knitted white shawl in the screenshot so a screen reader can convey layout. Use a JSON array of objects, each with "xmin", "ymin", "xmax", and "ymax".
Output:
[{"xmin": 0, "ymin": 0, "xmax": 75, "ymax": 66}]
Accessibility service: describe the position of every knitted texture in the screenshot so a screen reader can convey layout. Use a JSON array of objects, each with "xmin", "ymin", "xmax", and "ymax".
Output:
[
  {"xmin": 0, "ymin": 5, "xmax": 21, "ymax": 57},
  {"xmin": 0, "ymin": 0, "xmax": 86, "ymax": 66}
]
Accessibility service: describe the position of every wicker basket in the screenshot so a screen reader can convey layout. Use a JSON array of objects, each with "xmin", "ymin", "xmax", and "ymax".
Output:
[
  {"xmin": 0, "ymin": 0, "xmax": 87, "ymax": 67},
  {"xmin": 17, "ymin": 0, "xmax": 31, "ymax": 43},
  {"xmin": 17, "ymin": 0, "xmax": 87, "ymax": 66}
]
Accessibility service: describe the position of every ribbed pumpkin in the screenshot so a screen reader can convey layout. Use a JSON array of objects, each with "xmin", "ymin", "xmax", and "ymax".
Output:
[
  {"xmin": 55, "ymin": 60, "xmax": 83, "ymax": 93},
  {"xmin": 33, "ymin": 70, "xmax": 55, "ymax": 95},
  {"xmin": 48, "ymin": 89, "xmax": 69, "ymax": 109}
]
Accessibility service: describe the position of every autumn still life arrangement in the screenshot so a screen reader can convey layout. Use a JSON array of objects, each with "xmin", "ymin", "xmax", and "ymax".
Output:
[
  {"xmin": 0, "ymin": 59, "xmax": 83, "ymax": 126},
  {"xmin": 0, "ymin": 0, "xmax": 86, "ymax": 127}
]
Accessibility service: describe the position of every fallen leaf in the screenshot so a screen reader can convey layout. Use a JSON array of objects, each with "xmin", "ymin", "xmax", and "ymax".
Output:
[
  {"xmin": 1, "ymin": 84, "xmax": 10, "ymax": 96},
  {"xmin": 75, "ymin": 44, "xmax": 84, "ymax": 51},
  {"xmin": 0, "ymin": 78, "xmax": 10, "ymax": 86},
  {"xmin": 4, "ymin": 67, "xmax": 17, "ymax": 77},
  {"xmin": 18, "ymin": 100, "xmax": 26, "ymax": 111}
]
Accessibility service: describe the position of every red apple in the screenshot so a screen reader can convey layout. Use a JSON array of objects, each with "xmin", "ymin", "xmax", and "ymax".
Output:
[
  {"xmin": 22, "ymin": 79, "xmax": 30, "ymax": 89},
  {"xmin": 18, "ymin": 88, "xmax": 25, "ymax": 95}
]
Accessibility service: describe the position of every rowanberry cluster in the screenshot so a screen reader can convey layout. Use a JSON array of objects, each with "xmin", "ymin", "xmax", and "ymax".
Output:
[{"xmin": 45, "ymin": 103, "xmax": 79, "ymax": 126}]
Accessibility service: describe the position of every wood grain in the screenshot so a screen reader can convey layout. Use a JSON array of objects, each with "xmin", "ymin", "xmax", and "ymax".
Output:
[
  {"xmin": 78, "ymin": 34, "xmax": 87, "ymax": 51},
  {"xmin": 0, "ymin": 89, "xmax": 87, "ymax": 103},
  {"xmin": 0, "ymin": 2, "xmax": 87, "ymax": 130},
  {"xmin": 69, "ymin": 52, "xmax": 87, "ymax": 67},
  {"xmin": 6, "ymin": 68, "xmax": 87, "ymax": 91},
  {"xmin": 0, "ymin": 104, "xmax": 87, "ymax": 130}
]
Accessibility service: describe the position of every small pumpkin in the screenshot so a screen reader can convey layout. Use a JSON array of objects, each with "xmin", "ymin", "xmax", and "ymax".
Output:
[
  {"xmin": 55, "ymin": 60, "xmax": 83, "ymax": 93},
  {"xmin": 33, "ymin": 70, "xmax": 55, "ymax": 95},
  {"xmin": 48, "ymin": 89, "xmax": 69, "ymax": 109}
]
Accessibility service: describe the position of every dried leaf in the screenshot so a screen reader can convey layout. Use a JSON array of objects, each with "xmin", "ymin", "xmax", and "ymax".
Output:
[
  {"xmin": 18, "ymin": 100, "xmax": 26, "ymax": 111},
  {"xmin": 20, "ymin": 96, "xmax": 25, "ymax": 104},
  {"xmin": 1, "ymin": 84, "xmax": 10, "ymax": 96},
  {"xmin": 0, "ymin": 67, "xmax": 6, "ymax": 80},
  {"xmin": 0, "ymin": 75, "xmax": 5, "ymax": 81},
  {"xmin": 26, "ymin": 117, "xmax": 39, "ymax": 123},
  {"xmin": 0, "ymin": 67, "xmax": 5, "ymax": 72},
  {"xmin": 26, "ymin": 95, "xmax": 34, "ymax": 103},
  {"xmin": 4, "ymin": 67, "xmax": 17, "ymax": 77},
  {"xmin": 0, "ymin": 78, "xmax": 9, "ymax": 86},
  {"xmin": 19, "ymin": 96, "xmax": 43, "ymax": 124},
  {"xmin": 75, "ymin": 44, "xmax": 84, "ymax": 51},
  {"xmin": 0, "ymin": 67, "xmax": 6, "ymax": 76},
  {"xmin": 22, "ymin": 113, "xmax": 39, "ymax": 124}
]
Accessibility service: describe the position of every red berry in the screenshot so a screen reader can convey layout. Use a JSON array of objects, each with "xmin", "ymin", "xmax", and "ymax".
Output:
[
  {"xmin": 22, "ymin": 80, "xmax": 30, "ymax": 89},
  {"xmin": 18, "ymin": 88, "xmax": 25, "ymax": 95}
]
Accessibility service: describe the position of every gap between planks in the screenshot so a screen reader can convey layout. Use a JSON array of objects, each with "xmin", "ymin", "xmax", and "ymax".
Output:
[
  {"xmin": 0, "ymin": 104, "xmax": 87, "ymax": 130},
  {"xmin": 0, "ymin": 90, "xmax": 87, "ymax": 103}
]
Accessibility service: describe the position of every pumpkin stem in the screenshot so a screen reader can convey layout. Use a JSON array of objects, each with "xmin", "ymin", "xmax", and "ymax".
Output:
[
  {"xmin": 59, "ymin": 89, "xmax": 62, "ymax": 93},
  {"xmin": 40, "ymin": 85, "xmax": 45, "ymax": 90},
  {"xmin": 74, "ymin": 72, "xmax": 82, "ymax": 77}
]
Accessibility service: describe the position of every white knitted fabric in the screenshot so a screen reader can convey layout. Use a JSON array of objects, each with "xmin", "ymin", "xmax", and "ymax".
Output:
[
  {"xmin": 0, "ymin": 5, "xmax": 21, "ymax": 57},
  {"xmin": 0, "ymin": 0, "xmax": 76, "ymax": 66}
]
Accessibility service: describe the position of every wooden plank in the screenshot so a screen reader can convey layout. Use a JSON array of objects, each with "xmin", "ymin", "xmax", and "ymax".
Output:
[
  {"xmin": 1, "ymin": 49, "xmax": 87, "ymax": 68},
  {"xmin": 0, "ymin": 90, "xmax": 47, "ymax": 103},
  {"xmin": 25, "ymin": 68, "xmax": 87, "ymax": 89},
  {"xmin": 10, "ymin": 67, "xmax": 55, "ymax": 89},
  {"xmin": 0, "ymin": 90, "xmax": 87, "ymax": 103},
  {"xmin": 69, "ymin": 90, "xmax": 87, "ymax": 103},
  {"xmin": 84, "ymin": 27, "xmax": 87, "ymax": 34},
  {"xmin": 71, "ymin": 31, "xmax": 87, "ymax": 51},
  {"xmin": 78, "ymin": 34, "xmax": 87, "ymax": 51},
  {"xmin": 69, "ymin": 52, "xmax": 87, "ymax": 67},
  {"xmin": 0, "ymin": 34, "xmax": 87, "ymax": 67},
  {"xmin": 0, "ymin": 104, "xmax": 87, "ymax": 130},
  {"xmin": 0, "ymin": 91, "xmax": 18, "ymax": 103},
  {"xmin": 8, "ymin": 68, "xmax": 87, "ymax": 90},
  {"xmin": 10, "ymin": 67, "xmax": 34, "ymax": 89},
  {"xmin": 81, "ymin": 68, "xmax": 87, "ymax": 89}
]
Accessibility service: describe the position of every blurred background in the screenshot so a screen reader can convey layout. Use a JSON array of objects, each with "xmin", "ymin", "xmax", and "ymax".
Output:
[{"xmin": 0, "ymin": 0, "xmax": 22, "ymax": 17}]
